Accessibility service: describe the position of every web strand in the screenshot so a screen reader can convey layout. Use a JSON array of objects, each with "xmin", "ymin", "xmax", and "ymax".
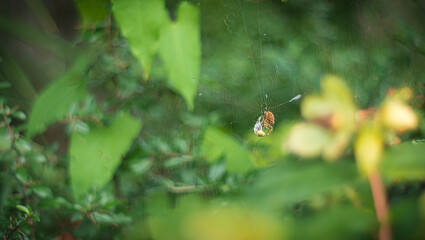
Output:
[
  {"xmin": 238, "ymin": 0, "xmax": 265, "ymax": 108},
  {"xmin": 270, "ymin": 94, "xmax": 302, "ymax": 109}
]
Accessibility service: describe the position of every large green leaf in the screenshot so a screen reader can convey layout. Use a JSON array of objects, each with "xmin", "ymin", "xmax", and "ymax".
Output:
[
  {"xmin": 246, "ymin": 160, "xmax": 359, "ymax": 208},
  {"xmin": 76, "ymin": 0, "xmax": 109, "ymax": 27},
  {"xmin": 291, "ymin": 206, "xmax": 376, "ymax": 240},
  {"xmin": 27, "ymin": 57, "xmax": 89, "ymax": 138},
  {"xmin": 112, "ymin": 0, "xmax": 168, "ymax": 79},
  {"xmin": 69, "ymin": 112, "xmax": 142, "ymax": 200},
  {"xmin": 381, "ymin": 143, "xmax": 425, "ymax": 180},
  {"xmin": 0, "ymin": 52, "xmax": 37, "ymax": 110},
  {"xmin": 0, "ymin": 15, "xmax": 77, "ymax": 58},
  {"xmin": 159, "ymin": 2, "xmax": 201, "ymax": 110},
  {"xmin": 202, "ymin": 127, "xmax": 253, "ymax": 174}
]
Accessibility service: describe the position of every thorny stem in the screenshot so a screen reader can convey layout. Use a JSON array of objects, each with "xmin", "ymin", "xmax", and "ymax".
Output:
[{"xmin": 369, "ymin": 171, "xmax": 391, "ymax": 240}]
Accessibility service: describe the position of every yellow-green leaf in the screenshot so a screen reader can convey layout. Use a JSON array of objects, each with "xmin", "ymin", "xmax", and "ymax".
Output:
[
  {"xmin": 202, "ymin": 127, "xmax": 253, "ymax": 174},
  {"xmin": 112, "ymin": 0, "xmax": 168, "ymax": 79},
  {"xmin": 27, "ymin": 57, "xmax": 89, "ymax": 139},
  {"xmin": 69, "ymin": 112, "xmax": 142, "ymax": 200},
  {"xmin": 159, "ymin": 2, "xmax": 201, "ymax": 110}
]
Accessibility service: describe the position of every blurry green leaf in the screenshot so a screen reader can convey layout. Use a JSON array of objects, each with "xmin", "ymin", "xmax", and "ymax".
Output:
[
  {"xmin": 112, "ymin": 0, "xmax": 168, "ymax": 79},
  {"xmin": 15, "ymin": 138, "xmax": 32, "ymax": 153},
  {"xmin": 30, "ymin": 153, "xmax": 47, "ymax": 163},
  {"xmin": 72, "ymin": 120, "xmax": 90, "ymax": 133},
  {"xmin": 202, "ymin": 127, "xmax": 253, "ymax": 174},
  {"xmin": 70, "ymin": 212, "xmax": 83, "ymax": 222},
  {"xmin": 15, "ymin": 167, "xmax": 29, "ymax": 184},
  {"xmin": 24, "ymin": 0, "xmax": 58, "ymax": 34},
  {"xmin": 164, "ymin": 155, "xmax": 193, "ymax": 169},
  {"xmin": 93, "ymin": 212, "xmax": 132, "ymax": 224},
  {"xmin": 292, "ymin": 207, "xmax": 376, "ymax": 240},
  {"xmin": 148, "ymin": 195, "xmax": 203, "ymax": 240},
  {"xmin": 391, "ymin": 197, "xmax": 424, "ymax": 240},
  {"xmin": 130, "ymin": 158, "xmax": 151, "ymax": 175},
  {"xmin": 76, "ymin": 0, "xmax": 109, "ymax": 27},
  {"xmin": 151, "ymin": 137, "xmax": 172, "ymax": 154},
  {"xmin": 0, "ymin": 53, "xmax": 37, "ymax": 110},
  {"xmin": 31, "ymin": 185, "xmax": 53, "ymax": 198},
  {"xmin": 30, "ymin": 215, "xmax": 40, "ymax": 222},
  {"xmin": 146, "ymin": 192, "xmax": 170, "ymax": 217},
  {"xmin": 27, "ymin": 57, "xmax": 89, "ymax": 138},
  {"xmin": 69, "ymin": 112, "xmax": 142, "ymax": 200},
  {"xmin": 247, "ymin": 160, "xmax": 358, "ymax": 208},
  {"xmin": 0, "ymin": 132, "xmax": 12, "ymax": 151},
  {"xmin": 39, "ymin": 197, "xmax": 72, "ymax": 209},
  {"xmin": 159, "ymin": 2, "xmax": 201, "ymax": 110},
  {"xmin": 0, "ymin": 15, "xmax": 77, "ymax": 58},
  {"xmin": 208, "ymin": 162, "xmax": 226, "ymax": 181},
  {"xmin": 16, "ymin": 205, "xmax": 30, "ymax": 215},
  {"xmin": 0, "ymin": 81, "xmax": 11, "ymax": 89},
  {"xmin": 381, "ymin": 143, "xmax": 425, "ymax": 180},
  {"xmin": 11, "ymin": 111, "xmax": 26, "ymax": 120}
]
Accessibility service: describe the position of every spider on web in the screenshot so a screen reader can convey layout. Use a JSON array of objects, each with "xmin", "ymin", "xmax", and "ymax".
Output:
[{"xmin": 253, "ymin": 94, "xmax": 302, "ymax": 137}]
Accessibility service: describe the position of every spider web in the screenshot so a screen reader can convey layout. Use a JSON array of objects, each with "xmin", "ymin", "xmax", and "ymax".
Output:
[{"xmin": 196, "ymin": 0, "xmax": 305, "ymax": 138}]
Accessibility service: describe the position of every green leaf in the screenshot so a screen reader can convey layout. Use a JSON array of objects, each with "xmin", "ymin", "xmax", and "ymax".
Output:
[
  {"xmin": 15, "ymin": 138, "xmax": 32, "ymax": 153},
  {"xmin": 112, "ymin": 0, "xmax": 168, "ymax": 79},
  {"xmin": 164, "ymin": 155, "xmax": 193, "ymax": 169},
  {"xmin": 291, "ymin": 206, "xmax": 377, "ymax": 240},
  {"xmin": 76, "ymin": 0, "xmax": 109, "ymax": 27},
  {"xmin": 0, "ymin": 81, "xmax": 11, "ymax": 89},
  {"xmin": 15, "ymin": 167, "xmax": 29, "ymax": 184},
  {"xmin": 130, "ymin": 158, "xmax": 151, "ymax": 175},
  {"xmin": 16, "ymin": 205, "xmax": 30, "ymax": 215},
  {"xmin": 11, "ymin": 111, "xmax": 26, "ymax": 120},
  {"xmin": 202, "ymin": 127, "xmax": 253, "ymax": 174},
  {"xmin": 246, "ymin": 160, "xmax": 358, "ymax": 208},
  {"xmin": 30, "ymin": 215, "xmax": 40, "ymax": 222},
  {"xmin": 93, "ymin": 212, "xmax": 132, "ymax": 224},
  {"xmin": 31, "ymin": 185, "xmax": 53, "ymax": 198},
  {"xmin": 159, "ymin": 2, "xmax": 201, "ymax": 110},
  {"xmin": 27, "ymin": 57, "xmax": 89, "ymax": 138},
  {"xmin": 39, "ymin": 197, "xmax": 72, "ymax": 209},
  {"xmin": 381, "ymin": 143, "xmax": 425, "ymax": 180},
  {"xmin": 69, "ymin": 112, "xmax": 142, "ymax": 200},
  {"xmin": 0, "ymin": 132, "xmax": 12, "ymax": 151},
  {"xmin": 71, "ymin": 120, "xmax": 90, "ymax": 133},
  {"xmin": 0, "ymin": 54, "xmax": 36, "ymax": 110}
]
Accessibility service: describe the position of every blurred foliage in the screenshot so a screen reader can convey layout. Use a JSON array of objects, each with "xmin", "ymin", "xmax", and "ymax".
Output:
[{"xmin": 1, "ymin": 0, "xmax": 425, "ymax": 239}]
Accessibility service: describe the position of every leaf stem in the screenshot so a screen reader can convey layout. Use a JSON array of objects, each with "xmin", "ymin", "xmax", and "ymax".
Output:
[{"xmin": 368, "ymin": 171, "xmax": 391, "ymax": 240}]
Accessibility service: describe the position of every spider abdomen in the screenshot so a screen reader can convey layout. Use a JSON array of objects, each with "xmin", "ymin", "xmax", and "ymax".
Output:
[{"xmin": 263, "ymin": 111, "xmax": 275, "ymax": 125}]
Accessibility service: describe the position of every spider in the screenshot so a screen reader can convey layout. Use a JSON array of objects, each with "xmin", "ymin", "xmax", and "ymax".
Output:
[
  {"xmin": 253, "ymin": 109, "xmax": 275, "ymax": 137},
  {"xmin": 253, "ymin": 94, "xmax": 301, "ymax": 137},
  {"xmin": 262, "ymin": 110, "xmax": 275, "ymax": 135}
]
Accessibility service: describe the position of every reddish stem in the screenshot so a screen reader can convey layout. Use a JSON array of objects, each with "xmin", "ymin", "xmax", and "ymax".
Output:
[{"xmin": 368, "ymin": 171, "xmax": 391, "ymax": 240}]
